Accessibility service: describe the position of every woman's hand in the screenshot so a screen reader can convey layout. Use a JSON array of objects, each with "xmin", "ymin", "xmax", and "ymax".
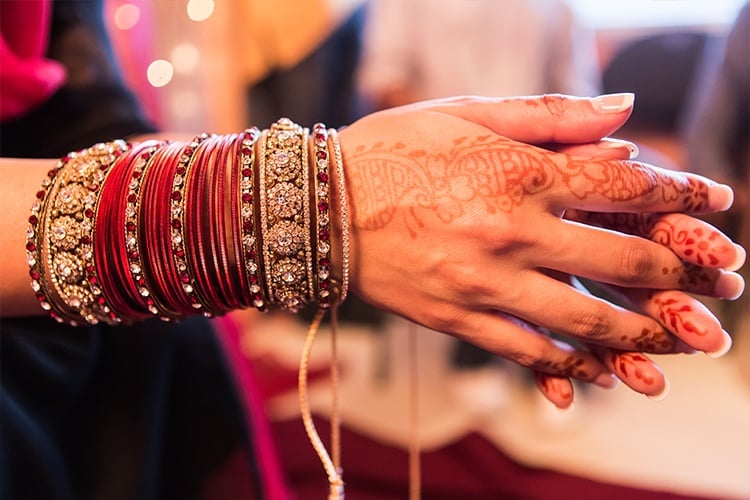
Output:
[{"xmin": 338, "ymin": 94, "xmax": 745, "ymax": 405}]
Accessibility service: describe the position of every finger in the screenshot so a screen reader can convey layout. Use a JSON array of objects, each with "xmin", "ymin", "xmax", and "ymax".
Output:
[
  {"xmin": 493, "ymin": 272, "xmax": 683, "ymax": 353},
  {"xmin": 452, "ymin": 310, "xmax": 618, "ymax": 389},
  {"xmin": 533, "ymin": 371, "xmax": 576, "ymax": 409},
  {"xmin": 551, "ymin": 138, "xmax": 639, "ymax": 161},
  {"xmin": 566, "ymin": 212, "xmax": 746, "ymax": 271},
  {"xmin": 538, "ymin": 217, "xmax": 744, "ymax": 299},
  {"xmin": 610, "ymin": 288, "xmax": 732, "ymax": 356},
  {"xmin": 546, "ymin": 156, "xmax": 734, "ymax": 214},
  {"xmin": 425, "ymin": 93, "xmax": 635, "ymax": 144},
  {"xmin": 591, "ymin": 347, "xmax": 670, "ymax": 399}
]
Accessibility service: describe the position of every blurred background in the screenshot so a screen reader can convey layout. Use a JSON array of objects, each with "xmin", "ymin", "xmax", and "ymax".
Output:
[{"xmin": 105, "ymin": 0, "xmax": 748, "ymax": 498}]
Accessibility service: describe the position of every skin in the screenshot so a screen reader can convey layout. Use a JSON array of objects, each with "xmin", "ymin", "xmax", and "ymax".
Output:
[
  {"xmin": 337, "ymin": 94, "xmax": 745, "ymax": 406},
  {"xmin": 1, "ymin": 94, "xmax": 745, "ymax": 408}
]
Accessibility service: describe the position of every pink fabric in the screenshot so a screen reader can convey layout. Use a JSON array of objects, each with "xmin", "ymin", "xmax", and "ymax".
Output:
[
  {"xmin": 214, "ymin": 315, "xmax": 291, "ymax": 500},
  {"xmin": 0, "ymin": 0, "xmax": 66, "ymax": 120}
]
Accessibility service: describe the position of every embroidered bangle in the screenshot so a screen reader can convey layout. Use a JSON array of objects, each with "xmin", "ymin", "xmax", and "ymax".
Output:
[
  {"xmin": 311, "ymin": 123, "xmax": 333, "ymax": 308},
  {"xmin": 41, "ymin": 141, "xmax": 131, "ymax": 325},
  {"xmin": 329, "ymin": 129, "xmax": 350, "ymax": 304},
  {"xmin": 237, "ymin": 127, "xmax": 266, "ymax": 310},
  {"xmin": 260, "ymin": 118, "xmax": 313, "ymax": 312}
]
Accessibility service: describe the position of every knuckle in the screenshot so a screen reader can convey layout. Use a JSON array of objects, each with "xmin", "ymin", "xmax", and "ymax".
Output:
[
  {"xmin": 569, "ymin": 303, "xmax": 613, "ymax": 339},
  {"xmin": 617, "ymin": 242, "xmax": 656, "ymax": 284},
  {"xmin": 512, "ymin": 344, "xmax": 546, "ymax": 368},
  {"xmin": 424, "ymin": 306, "xmax": 467, "ymax": 334}
]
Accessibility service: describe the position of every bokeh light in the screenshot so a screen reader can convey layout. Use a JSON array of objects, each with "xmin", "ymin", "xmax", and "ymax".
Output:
[
  {"xmin": 147, "ymin": 59, "xmax": 174, "ymax": 87},
  {"xmin": 113, "ymin": 3, "xmax": 140, "ymax": 30},
  {"xmin": 186, "ymin": 0, "xmax": 215, "ymax": 22}
]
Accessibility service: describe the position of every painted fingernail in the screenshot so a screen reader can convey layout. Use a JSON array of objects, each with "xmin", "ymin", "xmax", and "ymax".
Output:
[
  {"xmin": 715, "ymin": 271, "xmax": 745, "ymax": 300},
  {"xmin": 601, "ymin": 138, "xmax": 639, "ymax": 159},
  {"xmin": 593, "ymin": 92, "xmax": 635, "ymax": 113},
  {"xmin": 706, "ymin": 329, "xmax": 732, "ymax": 358},
  {"xmin": 709, "ymin": 183, "xmax": 734, "ymax": 211},
  {"xmin": 594, "ymin": 372, "xmax": 620, "ymax": 389},
  {"xmin": 647, "ymin": 378, "xmax": 671, "ymax": 401},
  {"xmin": 728, "ymin": 243, "xmax": 747, "ymax": 272}
]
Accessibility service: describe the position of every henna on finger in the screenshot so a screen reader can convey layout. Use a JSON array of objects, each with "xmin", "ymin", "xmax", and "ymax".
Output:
[
  {"xmin": 590, "ymin": 347, "xmax": 669, "ymax": 399},
  {"xmin": 533, "ymin": 371, "xmax": 575, "ymax": 409},
  {"xmin": 566, "ymin": 211, "xmax": 744, "ymax": 269}
]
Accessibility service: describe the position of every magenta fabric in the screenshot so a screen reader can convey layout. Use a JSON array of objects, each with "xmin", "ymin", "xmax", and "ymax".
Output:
[
  {"xmin": 0, "ymin": 0, "xmax": 66, "ymax": 120},
  {"xmin": 214, "ymin": 316, "xmax": 292, "ymax": 500}
]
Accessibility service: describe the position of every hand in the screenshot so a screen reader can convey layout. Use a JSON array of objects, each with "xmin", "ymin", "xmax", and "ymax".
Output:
[{"xmin": 337, "ymin": 94, "xmax": 745, "ymax": 405}]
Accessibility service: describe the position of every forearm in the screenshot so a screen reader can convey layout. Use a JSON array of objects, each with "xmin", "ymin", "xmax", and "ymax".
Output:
[
  {"xmin": 0, "ymin": 157, "xmax": 58, "ymax": 315},
  {"xmin": 3, "ymin": 122, "xmax": 348, "ymax": 322}
]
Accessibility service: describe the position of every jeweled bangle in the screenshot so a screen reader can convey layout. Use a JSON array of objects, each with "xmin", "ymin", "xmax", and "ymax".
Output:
[
  {"xmin": 237, "ymin": 127, "xmax": 266, "ymax": 310},
  {"xmin": 311, "ymin": 123, "xmax": 333, "ymax": 308},
  {"xmin": 38, "ymin": 140, "xmax": 131, "ymax": 325},
  {"xmin": 260, "ymin": 118, "xmax": 313, "ymax": 312},
  {"xmin": 27, "ymin": 153, "xmax": 71, "ymax": 321}
]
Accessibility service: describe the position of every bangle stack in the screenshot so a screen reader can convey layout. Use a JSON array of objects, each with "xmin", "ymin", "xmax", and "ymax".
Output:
[{"xmin": 27, "ymin": 119, "xmax": 349, "ymax": 325}]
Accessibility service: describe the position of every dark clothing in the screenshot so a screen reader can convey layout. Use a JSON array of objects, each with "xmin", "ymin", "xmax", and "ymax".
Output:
[{"xmin": 0, "ymin": 2, "xmax": 262, "ymax": 498}]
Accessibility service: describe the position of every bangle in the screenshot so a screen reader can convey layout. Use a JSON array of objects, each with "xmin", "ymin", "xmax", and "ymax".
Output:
[
  {"xmin": 36, "ymin": 141, "xmax": 131, "ymax": 325},
  {"xmin": 329, "ymin": 129, "xmax": 350, "ymax": 304},
  {"xmin": 311, "ymin": 123, "xmax": 333, "ymax": 308},
  {"xmin": 260, "ymin": 118, "xmax": 314, "ymax": 312},
  {"xmin": 237, "ymin": 127, "xmax": 266, "ymax": 310}
]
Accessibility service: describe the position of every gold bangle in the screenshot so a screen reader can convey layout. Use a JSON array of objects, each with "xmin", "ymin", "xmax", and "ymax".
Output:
[
  {"xmin": 260, "ymin": 118, "xmax": 313, "ymax": 312},
  {"xmin": 329, "ymin": 129, "xmax": 350, "ymax": 304},
  {"xmin": 39, "ymin": 140, "xmax": 131, "ymax": 325}
]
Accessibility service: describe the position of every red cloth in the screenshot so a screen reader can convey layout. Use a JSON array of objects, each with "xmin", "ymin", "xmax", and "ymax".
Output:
[
  {"xmin": 0, "ymin": 0, "xmax": 66, "ymax": 120},
  {"xmin": 272, "ymin": 415, "xmax": 717, "ymax": 500}
]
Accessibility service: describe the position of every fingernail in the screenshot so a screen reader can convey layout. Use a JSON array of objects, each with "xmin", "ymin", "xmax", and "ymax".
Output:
[
  {"xmin": 715, "ymin": 272, "xmax": 745, "ymax": 300},
  {"xmin": 594, "ymin": 372, "xmax": 620, "ymax": 389},
  {"xmin": 706, "ymin": 329, "xmax": 733, "ymax": 358},
  {"xmin": 601, "ymin": 138, "xmax": 639, "ymax": 159},
  {"xmin": 593, "ymin": 92, "xmax": 635, "ymax": 113},
  {"xmin": 728, "ymin": 243, "xmax": 746, "ymax": 272},
  {"xmin": 647, "ymin": 378, "xmax": 671, "ymax": 401},
  {"xmin": 709, "ymin": 183, "xmax": 734, "ymax": 211}
]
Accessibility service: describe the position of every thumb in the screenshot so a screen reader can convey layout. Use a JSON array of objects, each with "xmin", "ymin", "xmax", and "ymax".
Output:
[{"xmin": 427, "ymin": 93, "xmax": 635, "ymax": 145}]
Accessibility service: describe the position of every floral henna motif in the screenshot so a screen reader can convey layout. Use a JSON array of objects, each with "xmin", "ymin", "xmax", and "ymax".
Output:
[
  {"xmin": 349, "ymin": 136, "xmax": 557, "ymax": 235},
  {"xmin": 610, "ymin": 352, "xmax": 656, "ymax": 386},
  {"xmin": 348, "ymin": 137, "xmax": 710, "ymax": 235},
  {"xmin": 651, "ymin": 295, "xmax": 707, "ymax": 337},
  {"xmin": 533, "ymin": 372, "xmax": 574, "ymax": 404},
  {"xmin": 540, "ymin": 355, "xmax": 589, "ymax": 379},
  {"xmin": 568, "ymin": 212, "xmax": 733, "ymax": 268},
  {"xmin": 625, "ymin": 327, "xmax": 675, "ymax": 352}
]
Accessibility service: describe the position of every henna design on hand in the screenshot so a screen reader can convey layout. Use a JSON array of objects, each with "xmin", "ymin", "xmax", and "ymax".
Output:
[
  {"xmin": 533, "ymin": 371, "xmax": 574, "ymax": 407},
  {"xmin": 652, "ymin": 295, "xmax": 706, "ymax": 338},
  {"xmin": 610, "ymin": 352, "xmax": 656, "ymax": 387},
  {"xmin": 627, "ymin": 327, "xmax": 675, "ymax": 352},
  {"xmin": 348, "ymin": 137, "xmax": 708, "ymax": 236},
  {"xmin": 540, "ymin": 355, "xmax": 589, "ymax": 379},
  {"xmin": 568, "ymin": 212, "xmax": 733, "ymax": 268}
]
